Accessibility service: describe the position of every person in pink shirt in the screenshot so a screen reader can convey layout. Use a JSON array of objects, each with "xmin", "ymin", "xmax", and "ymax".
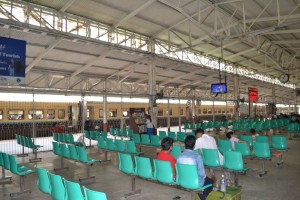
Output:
[{"xmin": 226, "ymin": 131, "xmax": 247, "ymax": 150}]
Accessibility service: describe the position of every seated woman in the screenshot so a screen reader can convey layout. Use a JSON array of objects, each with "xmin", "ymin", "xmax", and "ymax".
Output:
[{"xmin": 226, "ymin": 131, "xmax": 247, "ymax": 150}]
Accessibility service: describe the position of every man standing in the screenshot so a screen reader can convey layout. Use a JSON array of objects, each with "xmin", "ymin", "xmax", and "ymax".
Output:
[{"xmin": 177, "ymin": 135, "xmax": 213, "ymax": 200}]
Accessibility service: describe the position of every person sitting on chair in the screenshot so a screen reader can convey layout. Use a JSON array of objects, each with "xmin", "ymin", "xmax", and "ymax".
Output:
[{"xmin": 157, "ymin": 137, "xmax": 176, "ymax": 179}]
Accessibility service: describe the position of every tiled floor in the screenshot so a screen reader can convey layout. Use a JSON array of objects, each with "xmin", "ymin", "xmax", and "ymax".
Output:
[{"xmin": 1, "ymin": 128, "xmax": 300, "ymax": 200}]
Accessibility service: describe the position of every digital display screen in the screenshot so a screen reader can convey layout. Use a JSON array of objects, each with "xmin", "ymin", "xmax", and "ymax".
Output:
[
  {"xmin": 211, "ymin": 83, "xmax": 227, "ymax": 94},
  {"xmin": 249, "ymin": 87, "xmax": 258, "ymax": 102}
]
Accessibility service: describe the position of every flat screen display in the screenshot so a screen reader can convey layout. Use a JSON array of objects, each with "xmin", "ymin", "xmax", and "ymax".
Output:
[{"xmin": 211, "ymin": 83, "xmax": 227, "ymax": 94}]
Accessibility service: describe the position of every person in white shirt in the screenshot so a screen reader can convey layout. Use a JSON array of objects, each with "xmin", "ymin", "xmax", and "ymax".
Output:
[
  {"xmin": 194, "ymin": 128, "xmax": 223, "ymax": 165},
  {"xmin": 146, "ymin": 115, "xmax": 154, "ymax": 137}
]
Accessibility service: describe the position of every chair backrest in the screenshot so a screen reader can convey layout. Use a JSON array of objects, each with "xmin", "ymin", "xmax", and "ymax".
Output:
[
  {"xmin": 253, "ymin": 142, "xmax": 271, "ymax": 159},
  {"xmin": 60, "ymin": 143, "xmax": 70, "ymax": 158},
  {"xmin": 36, "ymin": 168, "xmax": 51, "ymax": 195},
  {"xmin": 133, "ymin": 134, "xmax": 141, "ymax": 144},
  {"xmin": 83, "ymin": 187, "xmax": 107, "ymax": 200},
  {"xmin": 234, "ymin": 142, "xmax": 251, "ymax": 157},
  {"xmin": 168, "ymin": 132, "xmax": 176, "ymax": 140},
  {"xmin": 150, "ymin": 135, "xmax": 160, "ymax": 146},
  {"xmin": 102, "ymin": 132, "xmax": 108, "ymax": 140},
  {"xmin": 202, "ymin": 148, "xmax": 221, "ymax": 167},
  {"xmin": 121, "ymin": 129, "xmax": 128, "ymax": 137},
  {"xmin": 20, "ymin": 135, "xmax": 26, "ymax": 146},
  {"xmin": 240, "ymin": 135, "xmax": 253, "ymax": 147},
  {"xmin": 90, "ymin": 131, "xmax": 96, "ymax": 140},
  {"xmin": 16, "ymin": 134, "xmax": 21, "ymax": 144},
  {"xmin": 68, "ymin": 144, "xmax": 79, "ymax": 160},
  {"xmin": 52, "ymin": 141, "xmax": 62, "ymax": 156},
  {"xmin": 48, "ymin": 172, "xmax": 67, "ymax": 200},
  {"xmin": 223, "ymin": 151, "xmax": 244, "ymax": 171},
  {"xmin": 158, "ymin": 131, "xmax": 167, "ymax": 140},
  {"xmin": 106, "ymin": 138, "xmax": 116, "ymax": 151},
  {"xmin": 59, "ymin": 133, "xmax": 64, "ymax": 143},
  {"xmin": 153, "ymin": 159, "xmax": 174, "ymax": 184},
  {"xmin": 69, "ymin": 134, "xmax": 75, "ymax": 144},
  {"xmin": 141, "ymin": 134, "xmax": 150, "ymax": 145},
  {"xmin": 77, "ymin": 146, "xmax": 90, "ymax": 163},
  {"xmin": 97, "ymin": 137, "xmax": 107, "ymax": 150},
  {"xmin": 218, "ymin": 139, "xmax": 232, "ymax": 153},
  {"xmin": 170, "ymin": 145, "xmax": 182, "ymax": 159},
  {"xmin": 2, "ymin": 153, "xmax": 10, "ymax": 170},
  {"xmin": 128, "ymin": 129, "xmax": 134, "ymax": 138},
  {"xmin": 0, "ymin": 152, "xmax": 4, "ymax": 167},
  {"xmin": 115, "ymin": 139, "xmax": 125, "ymax": 152},
  {"xmin": 53, "ymin": 132, "xmax": 58, "ymax": 141},
  {"xmin": 175, "ymin": 163, "xmax": 199, "ymax": 190},
  {"xmin": 24, "ymin": 137, "xmax": 30, "ymax": 147},
  {"xmin": 64, "ymin": 179, "xmax": 85, "ymax": 200},
  {"xmin": 109, "ymin": 128, "xmax": 115, "ymax": 136},
  {"xmin": 84, "ymin": 130, "xmax": 90, "ymax": 139},
  {"xmin": 8, "ymin": 155, "xmax": 20, "ymax": 174},
  {"xmin": 63, "ymin": 134, "xmax": 69, "ymax": 143},
  {"xmin": 135, "ymin": 156, "xmax": 153, "ymax": 179},
  {"xmin": 118, "ymin": 153, "xmax": 135, "ymax": 174},
  {"xmin": 177, "ymin": 132, "xmax": 185, "ymax": 142},
  {"xmin": 116, "ymin": 129, "xmax": 122, "ymax": 136},
  {"xmin": 125, "ymin": 140, "xmax": 138, "ymax": 154},
  {"xmin": 271, "ymin": 136, "xmax": 287, "ymax": 150},
  {"xmin": 256, "ymin": 136, "xmax": 269, "ymax": 143}
]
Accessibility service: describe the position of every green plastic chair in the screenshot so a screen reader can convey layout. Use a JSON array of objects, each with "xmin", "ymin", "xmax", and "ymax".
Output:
[
  {"xmin": 256, "ymin": 136, "xmax": 269, "ymax": 144},
  {"xmin": 90, "ymin": 131, "xmax": 97, "ymax": 140},
  {"xmin": 109, "ymin": 128, "xmax": 116, "ymax": 136},
  {"xmin": 127, "ymin": 129, "xmax": 134, "ymax": 138},
  {"xmin": 170, "ymin": 145, "xmax": 182, "ymax": 159},
  {"xmin": 271, "ymin": 136, "xmax": 287, "ymax": 150},
  {"xmin": 106, "ymin": 138, "xmax": 116, "ymax": 151},
  {"xmin": 23, "ymin": 136, "xmax": 30, "ymax": 147},
  {"xmin": 2, "ymin": 153, "xmax": 11, "ymax": 171},
  {"xmin": 125, "ymin": 141, "xmax": 143, "ymax": 155},
  {"xmin": 68, "ymin": 144, "xmax": 79, "ymax": 160},
  {"xmin": 118, "ymin": 152, "xmax": 136, "ymax": 174},
  {"xmin": 83, "ymin": 187, "xmax": 107, "ymax": 200},
  {"xmin": 202, "ymin": 148, "xmax": 222, "ymax": 168},
  {"xmin": 53, "ymin": 133, "xmax": 58, "ymax": 141},
  {"xmin": 150, "ymin": 135, "xmax": 160, "ymax": 147},
  {"xmin": 121, "ymin": 129, "xmax": 128, "ymax": 137},
  {"xmin": 234, "ymin": 142, "xmax": 251, "ymax": 157},
  {"xmin": 97, "ymin": 137, "xmax": 107, "ymax": 150},
  {"xmin": 77, "ymin": 146, "xmax": 101, "ymax": 164},
  {"xmin": 36, "ymin": 168, "xmax": 51, "ymax": 195},
  {"xmin": 64, "ymin": 179, "xmax": 85, "ymax": 200},
  {"xmin": 27, "ymin": 137, "xmax": 42, "ymax": 149},
  {"xmin": 16, "ymin": 134, "xmax": 21, "ymax": 144},
  {"xmin": 48, "ymin": 172, "xmax": 67, "ymax": 200},
  {"xmin": 68, "ymin": 134, "xmax": 81, "ymax": 146},
  {"xmin": 253, "ymin": 142, "xmax": 271, "ymax": 176},
  {"xmin": 133, "ymin": 134, "xmax": 141, "ymax": 144},
  {"xmin": 158, "ymin": 131, "xmax": 167, "ymax": 140},
  {"xmin": 84, "ymin": 130, "xmax": 90, "ymax": 140},
  {"xmin": 101, "ymin": 132, "xmax": 108, "ymax": 140},
  {"xmin": 223, "ymin": 151, "xmax": 249, "ymax": 171},
  {"xmin": 95, "ymin": 131, "xmax": 101, "ymax": 140},
  {"xmin": 153, "ymin": 159, "xmax": 175, "ymax": 184},
  {"xmin": 60, "ymin": 143, "xmax": 70, "ymax": 158},
  {"xmin": 175, "ymin": 163, "xmax": 212, "ymax": 190},
  {"xmin": 115, "ymin": 139, "xmax": 125, "ymax": 152},
  {"xmin": 240, "ymin": 135, "xmax": 253, "ymax": 147},
  {"xmin": 134, "ymin": 156, "xmax": 155, "ymax": 180},
  {"xmin": 63, "ymin": 134, "xmax": 69, "ymax": 144},
  {"xmin": 217, "ymin": 139, "xmax": 232, "ymax": 154},
  {"xmin": 59, "ymin": 134, "xmax": 64, "ymax": 143},
  {"xmin": 141, "ymin": 134, "xmax": 151, "ymax": 145},
  {"xmin": 177, "ymin": 132, "xmax": 185, "ymax": 142},
  {"xmin": 187, "ymin": 132, "xmax": 195, "ymax": 136},
  {"xmin": 168, "ymin": 132, "xmax": 176, "ymax": 140},
  {"xmin": 116, "ymin": 129, "xmax": 122, "ymax": 137},
  {"xmin": 0, "ymin": 152, "xmax": 5, "ymax": 168},
  {"xmin": 52, "ymin": 142, "xmax": 62, "ymax": 156}
]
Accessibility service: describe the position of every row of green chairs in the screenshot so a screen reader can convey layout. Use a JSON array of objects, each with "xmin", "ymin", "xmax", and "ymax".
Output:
[
  {"xmin": 84, "ymin": 130, "xmax": 103, "ymax": 140},
  {"xmin": 109, "ymin": 128, "xmax": 134, "ymax": 138},
  {"xmin": 233, "ymin": 118, "xmax": 288, "ymax": 133},
  {"xmin": 97, "ymin": 137, "xmax": 143, "ymax": 156},
  {"xmin": 53, "ymin": 132, "xmax": 81, "ymax": 145},
  {"xmin": 0, "ymin": 152, "xmax": 35, "ymax": 198},
  {"xmin": 37, "ymin": 168, "xmax": 107, "ymax": 200},
  {"xmin": 16, "ymin": 134, "xmax": 43, "ymax": 150},
  {"xmin": 118, "ymin": 153, "xmax": 212, "ymax": 199},
  {"xmin": 183, "ymin": 121, "xmax": 229, "ymax": 131},
  {"xmin": 52, "ymin": 142, "xmax": 101, "ymax": 182}
]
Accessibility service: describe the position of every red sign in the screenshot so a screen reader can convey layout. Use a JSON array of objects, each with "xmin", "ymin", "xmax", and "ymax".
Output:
[{"xmin": 249, "ymin": 87, "xmax": 258, "ymax": 102}]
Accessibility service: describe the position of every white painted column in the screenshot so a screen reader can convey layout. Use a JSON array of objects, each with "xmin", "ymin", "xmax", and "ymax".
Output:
[
  {"xmin": 103, "ymin": 80, "xmax": 108, "ymax": 132},
  {"xmin": 233, "ymin": 69, "xmax": 239, "ymax": 119},
  {"xmin": 81, "ymin": 95, "xmax": 87, "ymax": 134},
  {"xmin": 148, "ymin": 54, "xmax": 157, "ymax": 128},
  {"xmin": 167, "ymin": 97, "xmax": 170, "ymax": 131}
]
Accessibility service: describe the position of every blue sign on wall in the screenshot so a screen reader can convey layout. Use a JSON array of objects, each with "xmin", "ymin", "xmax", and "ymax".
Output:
[{"xmin": 0, "ymin": 37, "xmax": 26, "ymax": 84}]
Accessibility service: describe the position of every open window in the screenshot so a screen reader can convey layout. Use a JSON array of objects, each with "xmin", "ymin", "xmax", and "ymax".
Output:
[
  {"xmin": 8, "ymin": 110, "xmax": 24, "ymax": 120},
  {"xmin": 28, "ymin": 110, "xmax": 44, "ymax": 119},
  {"xmin": 47, "ymin": 109, "xmax": 55, "ymax": 119}
]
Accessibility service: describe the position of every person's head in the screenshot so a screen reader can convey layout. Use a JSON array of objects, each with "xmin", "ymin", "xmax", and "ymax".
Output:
[
  {"xmin": 146, "ymin": 115, "xmax": 152, "ymax": 122},
  {"xmin": 194, "ymin": 128, "xmax": 204, "ymax": 138},
  {"xmin": 226, "ymin": 131, "xmax": 234, "ymax": 139},
  {"xmin": 250, "ymin": 128, "xmax": 256, "ymax": 135},
  {"xmin": 161, "ymin": 137, "xmax": 174, "ymax": 152},
  {"xmin": 184, "ymin": 135, "xmax": 196, "ymax": 150}
]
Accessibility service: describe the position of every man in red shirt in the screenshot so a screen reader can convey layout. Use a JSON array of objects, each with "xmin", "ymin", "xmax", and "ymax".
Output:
[{"xmin": 156, "ymin": 137, "xmax": 176, "ymax": 177}]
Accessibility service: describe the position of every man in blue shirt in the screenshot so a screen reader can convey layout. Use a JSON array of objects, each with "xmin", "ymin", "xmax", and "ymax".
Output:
[{"xmin": 177, "ymin": 135, "xmax": 213, "ymax": 200}]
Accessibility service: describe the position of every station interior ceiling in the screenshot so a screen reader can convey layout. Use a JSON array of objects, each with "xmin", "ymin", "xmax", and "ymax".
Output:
[{"xmin": 0, "ymin": 0, "xmax": 300, "ymax": 104}]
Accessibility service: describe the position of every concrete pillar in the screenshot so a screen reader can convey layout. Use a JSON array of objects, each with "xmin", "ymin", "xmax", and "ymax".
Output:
[
  {"xmin": 148, "ymin": 54, "xmax": 157, "ymax": 128},
  {"xmin": 32, "ymin": 92, "xmax": 36, "ymax": 138},
  {"xmin": 167, "ymin": 97, "xmax": 170, "ymax": 131},
  {"xmin": 294, "ymin": 89, "xmax": 297, "ymax": 114},
  {"xmin": 103, "ymin": 80, "xmax": 108, "ymax": 132},
  {"xmin": 272, "ymin": 84, "xmax": 276, "ymax": 104},
  {"xmin": 178, "ymin": 98, "xmax": 181, "ymax": 132},
  {"xmin": 81, "ymin": 95, "xmax": 87, "ymax": 134},
  {"xmin": 233, "ymin": 69, "xmax": 240, "ymax": 119}
]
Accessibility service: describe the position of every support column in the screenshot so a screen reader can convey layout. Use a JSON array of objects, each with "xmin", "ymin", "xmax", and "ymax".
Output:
[
  {"xmin": 294, "ymin": 89, "xmax": 297, "ymax": 114},
  {"xmin": 148, "ymin": 54, "xmax": 157, "ymax": 128},
  {"xmin": 192, "ymin": 97, "xmax": 195, "ymax": 123},
  {"xmin": 272, "ymin": 84, "xmax": 276, "ymax": 105},
  {"xmin": 32, "ymin": 91, "xmax": 35, "ymax": 139},
  {"xmin": 167, "ymin": 97, "xmax": 170, "ymax": 131},
  {"xmin": 212, "ymin": 97, "xmax": 215, "ymax": 122},
  {"xmin": 103, "ymin": 80, "xmax": 108, "ymax": 132},
  {"xmin": 233, "ymin": 70, "xmax": 240, "ymax": 119},
  {"xmin": 81, "ymin": 95, "xmax": 87, "ymax": 134},
  {"xmin": 178, "ymin": 98, "xmax": 181, "ymax": 132}
]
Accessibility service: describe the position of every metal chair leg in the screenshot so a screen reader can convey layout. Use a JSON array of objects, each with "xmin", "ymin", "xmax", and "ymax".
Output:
[
  {"xmin": 9, "ymin": 176, "xmax": 31, "ymax": 198},
  {"xmin": 79, "ymin": 164, "xmax": 95, "ymax": 183},
  {"xmin": 54, "ymin": 157, "xmax": 69, "ymax": 172},
  {"xmin": 259, "ymin": 160, "xmax": 268, "ymax": 177},
  {"xmin": 123, "ymin": 176, "xmax": 141, "ymax": 198},
  {"xmin": 29, "ymin": 149, "xmax": 42, "ymax": 163}
]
